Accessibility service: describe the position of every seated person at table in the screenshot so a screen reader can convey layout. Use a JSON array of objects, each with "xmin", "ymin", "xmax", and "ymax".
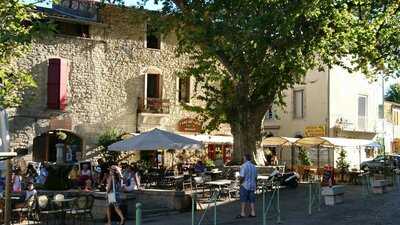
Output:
[
  {"xmin": 68, "ymin": 165, "xmax": 80, "ymax": 189},
  {"xmin": 194, "ymin": 161, "xmax": 206, "ymax": 174},
  {"xmin": 79, "ymin": 163, "xmax": 92, "ymax": 188},
  {"xmin": 12, "ymin": 168, "xmax": 22, "ymax": 193},
  {"xmin": 15, "ymin": 181, "xmax": 37, "ymax": 219},
  {"xmin": 82, "ymin": 179, "xmax": 93, "ymax": 192},
  {"xmin": 122, "ymin": 166, "xmax": 141, "ymax": 192}
]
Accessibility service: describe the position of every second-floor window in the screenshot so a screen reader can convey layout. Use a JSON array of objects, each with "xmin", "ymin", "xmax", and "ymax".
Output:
[
  {"xmin": 54, "ymin": 21, "xmax": 90, "ymax": 38},
  {"xmin": 358, "ymin": 95, "xmax": 368, "ymax": 130},
  {"xmin": 293, "ymin": 90, "xmax": 304, "ymax": 119},
  {"xmin": 393, "ymin": 108, "xmax": 400, "ymax": 125},
  {"xmin": 146, "ymin": 25, "xmax": 161, "ymax": 49},
  {"xmin": 178, "ymin": 77, "xmax": 190, "ymax": 103}
]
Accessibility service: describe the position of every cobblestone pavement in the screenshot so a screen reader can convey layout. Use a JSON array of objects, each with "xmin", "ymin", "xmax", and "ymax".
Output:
[{"xmin": 140, "ymin": 184, "xmax": 400, "ymax": 225}]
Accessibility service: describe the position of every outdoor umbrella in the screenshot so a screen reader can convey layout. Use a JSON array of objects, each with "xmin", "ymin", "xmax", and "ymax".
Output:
[{"xmin": 108, "ymin": 128, "xmax": 203, "ymax": 151}]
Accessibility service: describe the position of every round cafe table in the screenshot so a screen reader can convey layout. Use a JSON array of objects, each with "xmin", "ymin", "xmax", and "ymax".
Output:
[{"xmin": 52, "ymin": 197, "xmax": 75, "ymax": 225}]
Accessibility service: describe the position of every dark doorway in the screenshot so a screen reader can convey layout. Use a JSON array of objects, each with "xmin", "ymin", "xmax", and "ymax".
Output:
[
  {"xmin": 147, "ymin": 74, "xmax": 161, "ymax": 98},
  {"xmin": 32, "ymin": 130, "xmax": 83, "ymax": 163}
]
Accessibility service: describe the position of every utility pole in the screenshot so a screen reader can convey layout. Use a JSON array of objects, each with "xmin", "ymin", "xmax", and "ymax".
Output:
[{"xmin": 0, "ymin": 108, "xmax": 12, "ymax": 225}]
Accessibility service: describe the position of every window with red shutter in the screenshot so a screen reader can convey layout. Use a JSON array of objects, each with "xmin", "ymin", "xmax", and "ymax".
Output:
[{"xmin": 47, "ymin": 58, "xmax": 68, "ymax": 110}]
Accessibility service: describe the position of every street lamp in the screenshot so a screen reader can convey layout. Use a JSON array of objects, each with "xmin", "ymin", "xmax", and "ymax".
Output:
[{"xmin": 0, "ymin": 108, "xmax": 17, "ymax": 225}]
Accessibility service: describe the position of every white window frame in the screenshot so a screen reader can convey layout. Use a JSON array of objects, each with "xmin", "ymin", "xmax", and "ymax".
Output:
[
  {"xmin": 357, "ymin": 95, "xmax": 368, "ymax": 130},
  {"xmin": 293, "ymin": 89, "xmax": 305, "ymax": 119}
]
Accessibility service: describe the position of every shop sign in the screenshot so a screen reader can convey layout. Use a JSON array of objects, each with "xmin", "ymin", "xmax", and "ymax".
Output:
[
  {"xmin": 305, "ymin": 125, "xmax": 326, "ymax": 137},
  {"xmin": 49, "ymin": 117, "xmax": 72, "ymax": 130},
  {"xmin": 177, "ymin": 118, "xmax": 202, "ymax": 133}
]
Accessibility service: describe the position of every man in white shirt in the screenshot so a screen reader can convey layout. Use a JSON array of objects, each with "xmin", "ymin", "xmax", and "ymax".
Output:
[{"xmin": 237, "ymin": 154, "xmax": 257, "ymax": 218}]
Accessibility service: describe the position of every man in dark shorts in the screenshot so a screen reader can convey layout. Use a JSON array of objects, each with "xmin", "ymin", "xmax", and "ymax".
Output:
[{"xmin": 237, "ymin": 154, "xmax": 257, "ymax": 218}]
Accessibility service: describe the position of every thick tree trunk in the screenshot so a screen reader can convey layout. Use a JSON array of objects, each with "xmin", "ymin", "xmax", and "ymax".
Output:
[{"xmin": 230, "ymin": 110, "xmax": 264, "ymax": 164}]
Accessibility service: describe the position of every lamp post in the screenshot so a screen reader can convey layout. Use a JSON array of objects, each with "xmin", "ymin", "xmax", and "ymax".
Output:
[{"xmin": 0, "ymin": 108, "xmax": 12, "ymax": 225}]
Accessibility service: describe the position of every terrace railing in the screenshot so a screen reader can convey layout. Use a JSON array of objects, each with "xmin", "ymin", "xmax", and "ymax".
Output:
[{"xmin": 138, "ymin": 97, "xmax": 170, "ymax": 114}]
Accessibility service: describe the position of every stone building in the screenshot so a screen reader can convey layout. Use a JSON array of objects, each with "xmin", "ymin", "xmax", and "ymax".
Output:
[{"xmin": 9, "ymin": 1, "xmax": 232, "ymax": 163}]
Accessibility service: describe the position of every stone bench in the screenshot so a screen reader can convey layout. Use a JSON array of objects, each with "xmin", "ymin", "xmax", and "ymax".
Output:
[
  {"xmin": 321, "ymin": 185, "xmax": 345, "ymax": 206},
  {"xmin": 371, "ymin": 179, "xmax": 387, "ymax": 194}
]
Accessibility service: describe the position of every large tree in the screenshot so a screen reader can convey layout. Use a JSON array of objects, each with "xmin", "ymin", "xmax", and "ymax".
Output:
[
  {"xmin": 385, "ymin": 84, "xmax": 400, "ymax": 104},
  {"xmin": 136, "ymin": 0, "xmax": 400, "ymax": 163},
  {"xmin": 0, "ymin": 0, "xmax": 53, "ymax": 108}
]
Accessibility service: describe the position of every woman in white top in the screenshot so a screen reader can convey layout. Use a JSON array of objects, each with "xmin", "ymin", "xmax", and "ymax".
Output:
[
  {"xmin": 122, "ymin": 166, "xmax": 140, "ymax": 192},
  {"xmin": 12, "ymin": 169, "xmax": 22, "ymax": 193}
]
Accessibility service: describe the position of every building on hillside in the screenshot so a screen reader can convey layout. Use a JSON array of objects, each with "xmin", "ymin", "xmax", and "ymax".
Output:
[
  {"xmin": 262, "ymin": 65, "xmax": 384, "ymax": 169},
  {"xmin": 8, "ymin": 0, "xmax": 232, "ymax": 164}
]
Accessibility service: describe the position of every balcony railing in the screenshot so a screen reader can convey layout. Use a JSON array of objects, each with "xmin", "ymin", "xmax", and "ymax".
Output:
[{"xmin": 138, "ymin": 97, "xmax": 170, "ymax": 114}]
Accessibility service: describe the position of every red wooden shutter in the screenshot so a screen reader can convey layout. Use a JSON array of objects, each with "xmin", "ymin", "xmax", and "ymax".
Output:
[{"xmin": 47, "ymin": 58, "xmax": 68, "ymax": 110}]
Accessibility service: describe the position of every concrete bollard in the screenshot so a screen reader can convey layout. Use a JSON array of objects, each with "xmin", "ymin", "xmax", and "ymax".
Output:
[{"xmin": 136, "ymin": 203, "xmax": 142, "ymax": 225}]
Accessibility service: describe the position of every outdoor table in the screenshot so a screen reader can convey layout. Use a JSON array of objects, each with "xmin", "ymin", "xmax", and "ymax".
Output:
[
  {"xmin": 161, "ymin": 175, "xmax": 185, "ymax": 188},
  {"xmin": 52, "ymin": 198, "xmax": 75, "ymax": 225},
  {"xmin": 258, "ymin": 175, "xmax": 269, "ymax": 180},
  {"xmin": 164, "ymin": 175, "xmax": 185, "ymax": 180},
  {"xmin": 205, "ymin": 170, "xmax": 222, "ymax": 180},
  {"xmin": 205, "ymin": 179, "xmax": 232, "ymax": 198}
]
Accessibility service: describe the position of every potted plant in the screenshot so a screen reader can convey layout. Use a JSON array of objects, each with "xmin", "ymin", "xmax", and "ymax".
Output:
[
  {"xmin": 298, "ymin": 147, "xmax": 312, "ymax": 179},
  {"xmin": 336, "ymin": 149, "xmax": 349, "ymax": 182},
  {"xmin": 205, "ymin": 159, "xmax": 215, "ymax": 171}
]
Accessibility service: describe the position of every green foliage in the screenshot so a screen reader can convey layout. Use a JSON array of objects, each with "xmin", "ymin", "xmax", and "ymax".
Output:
[
  {"xmin": 336, "ymin": 149, "xmax": 350, "ymax": 174},
  {"xmin": 385, "ymin": 84, "xmax": 400, "ymax": 104},
  {"xmin": 97, "ymin": 128, "xmax": 123, "ymax": 163},
  {"xmin": 298, "ymin": 148, "xmax": 312, "ymax": 166},
  {"xmin": 56, "ymin": 131, "xmax": 67, "ymax": 141},
  {"xmin": 141, "ymin": 0, "xmax": 399, "ymax": 160},
  {"xmin": 204, "ymin": 159, "xmax": 215, "ymax": 169},
  {"xmin": 0, "ymin": 0, "xmax": 54, "ymax": 108}
]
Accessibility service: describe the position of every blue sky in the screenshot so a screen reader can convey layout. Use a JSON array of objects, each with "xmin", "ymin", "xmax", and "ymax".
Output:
[{"xmin": 24, "ymin": 0, "xmax": 162, "ymax": 10}]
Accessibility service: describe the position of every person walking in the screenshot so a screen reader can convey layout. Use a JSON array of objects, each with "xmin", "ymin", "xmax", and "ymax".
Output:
[
  {"xmin": 106, "ymin": 165, "xmax": 125, "ymax": 225},
  {"xmin": 237, "ymin": 154, "xmax": 257, "ymax": 218}
]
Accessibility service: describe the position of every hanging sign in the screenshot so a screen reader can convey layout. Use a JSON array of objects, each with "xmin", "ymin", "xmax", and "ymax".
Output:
[
  {"xmin": 177, "ymin": 118, "xmax": 202, "ymax": 133},
  {"xmin": 305, "ymin": 125, "xmax": 326, "ymax": 137}
]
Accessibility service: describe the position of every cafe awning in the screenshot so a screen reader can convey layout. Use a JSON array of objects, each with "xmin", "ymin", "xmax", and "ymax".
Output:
[
  {"xmin": 295, "ymin": 137, "xmax": 381, "ymax": 148},
  {"xmin": 261, "ymin": 137, "xmax": 299, "ymax": 146},
  {"xmin": 108, "ymin": 128, "xmax": 203, "ymax": 151},
  {"xmin": 181, "ymin": 134, "xmax": 233, "ymax": 145}
]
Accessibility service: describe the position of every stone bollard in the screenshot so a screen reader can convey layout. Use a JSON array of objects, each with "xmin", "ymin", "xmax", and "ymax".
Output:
[
  {"xmin": 321, "ymin": 185, "xmax": 345, "ymax": 206},
  {"xmin": 371, "ymin": 180, "xmax": 387, "ymax": 194}
]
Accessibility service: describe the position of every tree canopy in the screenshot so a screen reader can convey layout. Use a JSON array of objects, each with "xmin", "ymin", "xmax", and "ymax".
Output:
[
  {"xmin": 385, "ymin": 84, "xmax": 400, "ymax": 104},
  {"xmin": 0, "ymin": 0, "xmax": 52, "ymax": 108},
  {"xmin": 135, "ymin": 0, "xmax": 400, "ymax": 162}
]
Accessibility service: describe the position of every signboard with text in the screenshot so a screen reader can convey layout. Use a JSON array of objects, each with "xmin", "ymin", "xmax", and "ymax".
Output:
[
  {"xmin": 305, "ymin": 125, "xmax": 326, "ymax": 137},
  {"xmin": 177, "ymin": 118, "xmax": 202, "ymax": 133}
]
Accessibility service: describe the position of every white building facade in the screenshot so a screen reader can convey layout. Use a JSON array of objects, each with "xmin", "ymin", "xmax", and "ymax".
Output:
[{"xmin": 263, "ymin": 65, "xmax": 385, "ymax": 169}]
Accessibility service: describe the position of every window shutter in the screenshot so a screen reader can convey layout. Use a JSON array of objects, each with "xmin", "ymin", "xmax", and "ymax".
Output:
[
  {"xmin": 47, "ymin": 58, "xmax": 68, "ymax": 110},
  {"xmin": 185, "ymin": 78, "xmax": 190, "ymax": 102}
]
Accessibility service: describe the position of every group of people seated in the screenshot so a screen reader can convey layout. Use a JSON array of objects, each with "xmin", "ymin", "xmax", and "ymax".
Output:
[
  {"xmin": 178, "ymin": 160, "xmax": 207, "ymax": 175},
  {"xmin": 67, "ymin": 159, "xmax": 142, "ymax": 193},
  {"xmin": 10, "ymin": 163, "xmax": 48, "ymax": 194}
]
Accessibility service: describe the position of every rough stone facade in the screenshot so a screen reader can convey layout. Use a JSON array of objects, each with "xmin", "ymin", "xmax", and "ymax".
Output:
[{"xmin": 9, "ymin": 5, "xmax": 220, "ymax": 158}]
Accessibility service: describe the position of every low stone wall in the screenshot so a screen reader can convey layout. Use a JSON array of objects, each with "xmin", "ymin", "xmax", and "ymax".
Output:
[{"xmin": 36, "ymin": 189, "xmax": 191, "ymax": 220}]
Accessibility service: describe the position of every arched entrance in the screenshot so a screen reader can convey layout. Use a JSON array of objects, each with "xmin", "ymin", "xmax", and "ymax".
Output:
[{"xmin": 32, "ymin": 130, "xmax": 83, "ymax": 163}]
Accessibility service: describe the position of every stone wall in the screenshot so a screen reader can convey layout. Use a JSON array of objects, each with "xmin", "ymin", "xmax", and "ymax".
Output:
[{"xmin": 9, "ymin": 5, "xmax": 210, "ymax": 158}]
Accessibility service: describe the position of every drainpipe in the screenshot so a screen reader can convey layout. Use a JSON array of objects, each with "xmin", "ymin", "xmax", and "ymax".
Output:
[{"xmin": 327, "ymin": 67, "xmax": 331, "ymax": 137}]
